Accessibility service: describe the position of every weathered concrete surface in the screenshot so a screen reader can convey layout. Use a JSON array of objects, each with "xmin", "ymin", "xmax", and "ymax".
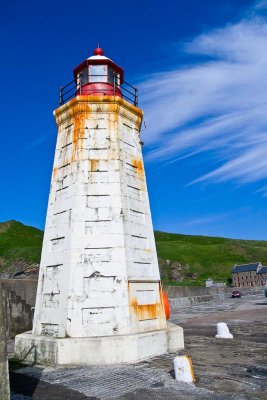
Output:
[
  {"xmin": 14, "ymin": 323, "xmax": 184, "ymax": 365},
  {"xmin": 32, "ymin": 95, "xmax": 165, "ymax": 341},
  {"xmin": 171, "ymin": 293, "xmax": 267, "ymax": 399},
  {"xmin": 1, "ymin": 279, "xmax": 37, "ymax": 338},
  {"xmin": 15, "ymin": 94, "xmax": 184, "ymax": 364},
  {"xmin": 9, "ymin": 294, "xmax": 267, "ymax": 399},
  {"xmin": 1, "ymin": 280, "xmax": 38, "ymax": 307},
  {"xmin": 0, "ymin": 282, "xmax": 10, "ymax": 400}
]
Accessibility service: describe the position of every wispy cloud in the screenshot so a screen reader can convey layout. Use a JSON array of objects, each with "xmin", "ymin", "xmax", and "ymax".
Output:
[
  {"xmin": 255, "ymin": 185, "xmax": 267, "ymax": 197},
  {"xmin": 184, "ymin": 212, "xmax": 235, "ymax": 227},
  {"xmin": 139, "ymin": 9, "xmax": 267, "ymax": 190},
  {"xmin": 22, "ymin": 133, "xmax": 53, "ymax": 154},
  {"xmin": 255, "ymin": 0, "xmax": 267, "ymax": 10}
]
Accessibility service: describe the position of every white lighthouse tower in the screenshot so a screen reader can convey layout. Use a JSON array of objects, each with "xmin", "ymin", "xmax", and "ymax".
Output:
[{"xmin": 15, "ymin": 48, "xmax": 184, "ymax": 365}]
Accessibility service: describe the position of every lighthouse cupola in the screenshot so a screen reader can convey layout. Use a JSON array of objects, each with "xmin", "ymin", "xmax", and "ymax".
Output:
[{"xmin": 73, "ymin": 47, "xmax": 124, "ymax": 97}]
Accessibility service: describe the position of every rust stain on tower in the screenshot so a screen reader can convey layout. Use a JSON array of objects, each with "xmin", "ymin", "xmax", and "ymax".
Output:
[
  {"xmin": 52, "ymin": 166, "xmax": 58, "ymax": 179},
  {"xmin": 132, "ymin": 157, "xmax": 144, "ymax": 179},
  {"xmin": 71, "ymin": 113, "xmax": 87, "ymax": 162},
  {"xmin": 130, "ymin": 298, "xmax": 160, "ymax": 320},
  {"xmin": 89, "ymin": 159, "xmax": 99, "ymax": 172}
]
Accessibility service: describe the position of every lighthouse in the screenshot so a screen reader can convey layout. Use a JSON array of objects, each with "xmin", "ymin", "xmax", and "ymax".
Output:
[{"xmin": 15, "ymin": 48, "xmax": 184, "ymax": 365}]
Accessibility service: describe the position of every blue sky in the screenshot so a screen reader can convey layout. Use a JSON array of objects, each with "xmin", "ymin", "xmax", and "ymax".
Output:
[{"xmin": 1, "ymin": 0, "xmax": 267, "ymax": 240}]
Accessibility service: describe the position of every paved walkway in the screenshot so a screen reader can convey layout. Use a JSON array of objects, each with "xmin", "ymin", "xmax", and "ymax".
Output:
[{"xmin": 10, "ymin": 294, "xmax": 267, "ymax": 399}]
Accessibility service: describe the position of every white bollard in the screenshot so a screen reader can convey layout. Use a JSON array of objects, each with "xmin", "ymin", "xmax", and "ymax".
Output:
[
  {"xmin": 215, "ymin": 322, "xmax": 233, "ymax": 339},
  {"xmin": 173, "ymin": 355, "xmax": 195, "ymax": 383}
]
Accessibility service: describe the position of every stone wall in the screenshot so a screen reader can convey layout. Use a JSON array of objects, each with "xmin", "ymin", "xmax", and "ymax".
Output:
[
  {"xmin": 1, "ymin": 279, "xmax": 38, "ymax": 338},
  {"xmin": 163, "ymin": 285, "xmax": 262, "ymax": 307}
]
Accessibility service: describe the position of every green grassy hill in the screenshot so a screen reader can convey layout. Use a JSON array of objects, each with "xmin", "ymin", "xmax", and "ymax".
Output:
[
  {"xmin": 155, "ymin": 231, "xmax": 267, "ymax": 285},
  {"xmin": 1, "ymin": 220, "xmax": 267, "ymax": 285},
  {"xmin": 0, "ymin": 221, "xmax": 43, "ymax": 273}
]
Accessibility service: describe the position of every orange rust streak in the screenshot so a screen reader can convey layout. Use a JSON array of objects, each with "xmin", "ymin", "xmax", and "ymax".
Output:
[
  {"xmin": 130, "ymin": 298, "xmax": 160, "ymax": 320},
  {"xmin": 107, "ymin": 109, "xmax": 118, "ymax": 135},
  {"xmin": 53, "ymin": 167, "xmax": 58, "ymax": 179},
  {"xmin": 134, "ymin": 116, "xmax": 142, "ymax": 131},
  {"xmin": 70, "ymin": 112, "xmax": 88, "ymax": 162},
  {"xmin": 132, "ymin": 158, "xmax": 144, "ymax": 179},
  {"xmin": 186, "ymin": 356, "xmax": 196, "ymax": 382},
  {"xmin": 89, "ymin": 159, "xmax": 99, "ymax": 172}
]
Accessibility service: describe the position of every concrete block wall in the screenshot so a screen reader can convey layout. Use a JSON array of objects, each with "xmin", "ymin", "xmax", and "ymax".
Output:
[
  {"xmin": 1, "ymin": 279, "xmax": 38, "ymax": 306},
  {"xmin": 1, "ymin": 279, "xmax": 37, "ymax": 338},
  {"xmin": 163, "ymin": 285, "xmax": 263, "ymax": 307}
]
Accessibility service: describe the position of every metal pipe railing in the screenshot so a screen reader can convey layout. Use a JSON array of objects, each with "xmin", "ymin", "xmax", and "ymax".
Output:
[{"xmin": 59, "ymin": 74, "xmax": 138, "ymax": 107}]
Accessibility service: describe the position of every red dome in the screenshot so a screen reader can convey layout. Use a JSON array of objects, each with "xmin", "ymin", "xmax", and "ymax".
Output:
[{"xmin": 94, "ymin": 47, "xmax": 104, "ymax": 56}]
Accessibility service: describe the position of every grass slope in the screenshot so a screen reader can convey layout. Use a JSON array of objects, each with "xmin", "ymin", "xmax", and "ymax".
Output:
[
  {"xmin": 1, "ymin": 221, "xmax": 267, "ymax": 285},
  {"xmin": 0, "ymin": 221, "xmax": 43, "ymax": 270},
  {"xmin": 155, "ymin": 231, "xmax": 267, "ymax": 284}
]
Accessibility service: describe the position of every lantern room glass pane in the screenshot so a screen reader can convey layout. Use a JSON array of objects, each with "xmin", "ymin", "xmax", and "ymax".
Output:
[
  {"xmin": 77, "ymin": 67, "xmax": 88, "ymax": 91},
  {"xmin": 89, "ymin": 65, "xmax": 107, "ymax": 82},
  {"xmin": 108, "ymin": 67, "xmax": 120, "ymax": 85},
  {"xmin": 80, "ymin": 67, "xmax": 88, "ymax": 84}
]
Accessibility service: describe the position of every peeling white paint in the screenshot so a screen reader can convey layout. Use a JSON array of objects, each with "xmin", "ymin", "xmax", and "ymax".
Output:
[
  {"xmin": 15, "ymin": 96, "xmax": 184, "ymax": 364},
  {"xmin": 31, "ymin": 97, "xmax": 166, "ymax": 339}
]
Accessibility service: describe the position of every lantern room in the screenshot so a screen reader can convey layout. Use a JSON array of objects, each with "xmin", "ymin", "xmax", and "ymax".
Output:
[{"xmin": 73, "ymin": 47, "xmax": 124, "ymax": 97}]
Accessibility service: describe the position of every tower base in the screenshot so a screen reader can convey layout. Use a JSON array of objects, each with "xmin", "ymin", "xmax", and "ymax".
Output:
[{"xmin": 14, "ymin": 323, "xmax": 184, "ymax": 366}]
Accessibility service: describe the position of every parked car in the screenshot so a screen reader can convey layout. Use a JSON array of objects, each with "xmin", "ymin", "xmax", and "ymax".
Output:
[{"xmin": 231, "ymin": 290, "xmax": 241, "ymax": 298}]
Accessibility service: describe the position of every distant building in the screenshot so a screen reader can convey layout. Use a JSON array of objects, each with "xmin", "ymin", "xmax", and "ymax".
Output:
[
  {"xmin": 232, "ymin": 262, "xmax": 267, "ymax": 287},
  {"xmin": 257, "ymin": 266, "xmax": 267, "ymax": 287}
]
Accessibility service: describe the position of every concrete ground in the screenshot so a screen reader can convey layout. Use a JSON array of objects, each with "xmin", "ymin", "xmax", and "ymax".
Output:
[{"xmin": 9, "ymin": 293, "xmax": 267, "ymax": 400}]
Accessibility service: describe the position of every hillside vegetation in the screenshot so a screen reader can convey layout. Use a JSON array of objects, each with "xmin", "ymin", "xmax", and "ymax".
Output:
[
  {"xmin": 155, "ymin": 231, "xmax": 267, "ymax": 285},
  {"xmin": 0, "ymin": 220, "xmax": 43, "ymax": 275},
  {"xmin": 1, "ymin": 220, "xmax": 267, "ymax": 285}
]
